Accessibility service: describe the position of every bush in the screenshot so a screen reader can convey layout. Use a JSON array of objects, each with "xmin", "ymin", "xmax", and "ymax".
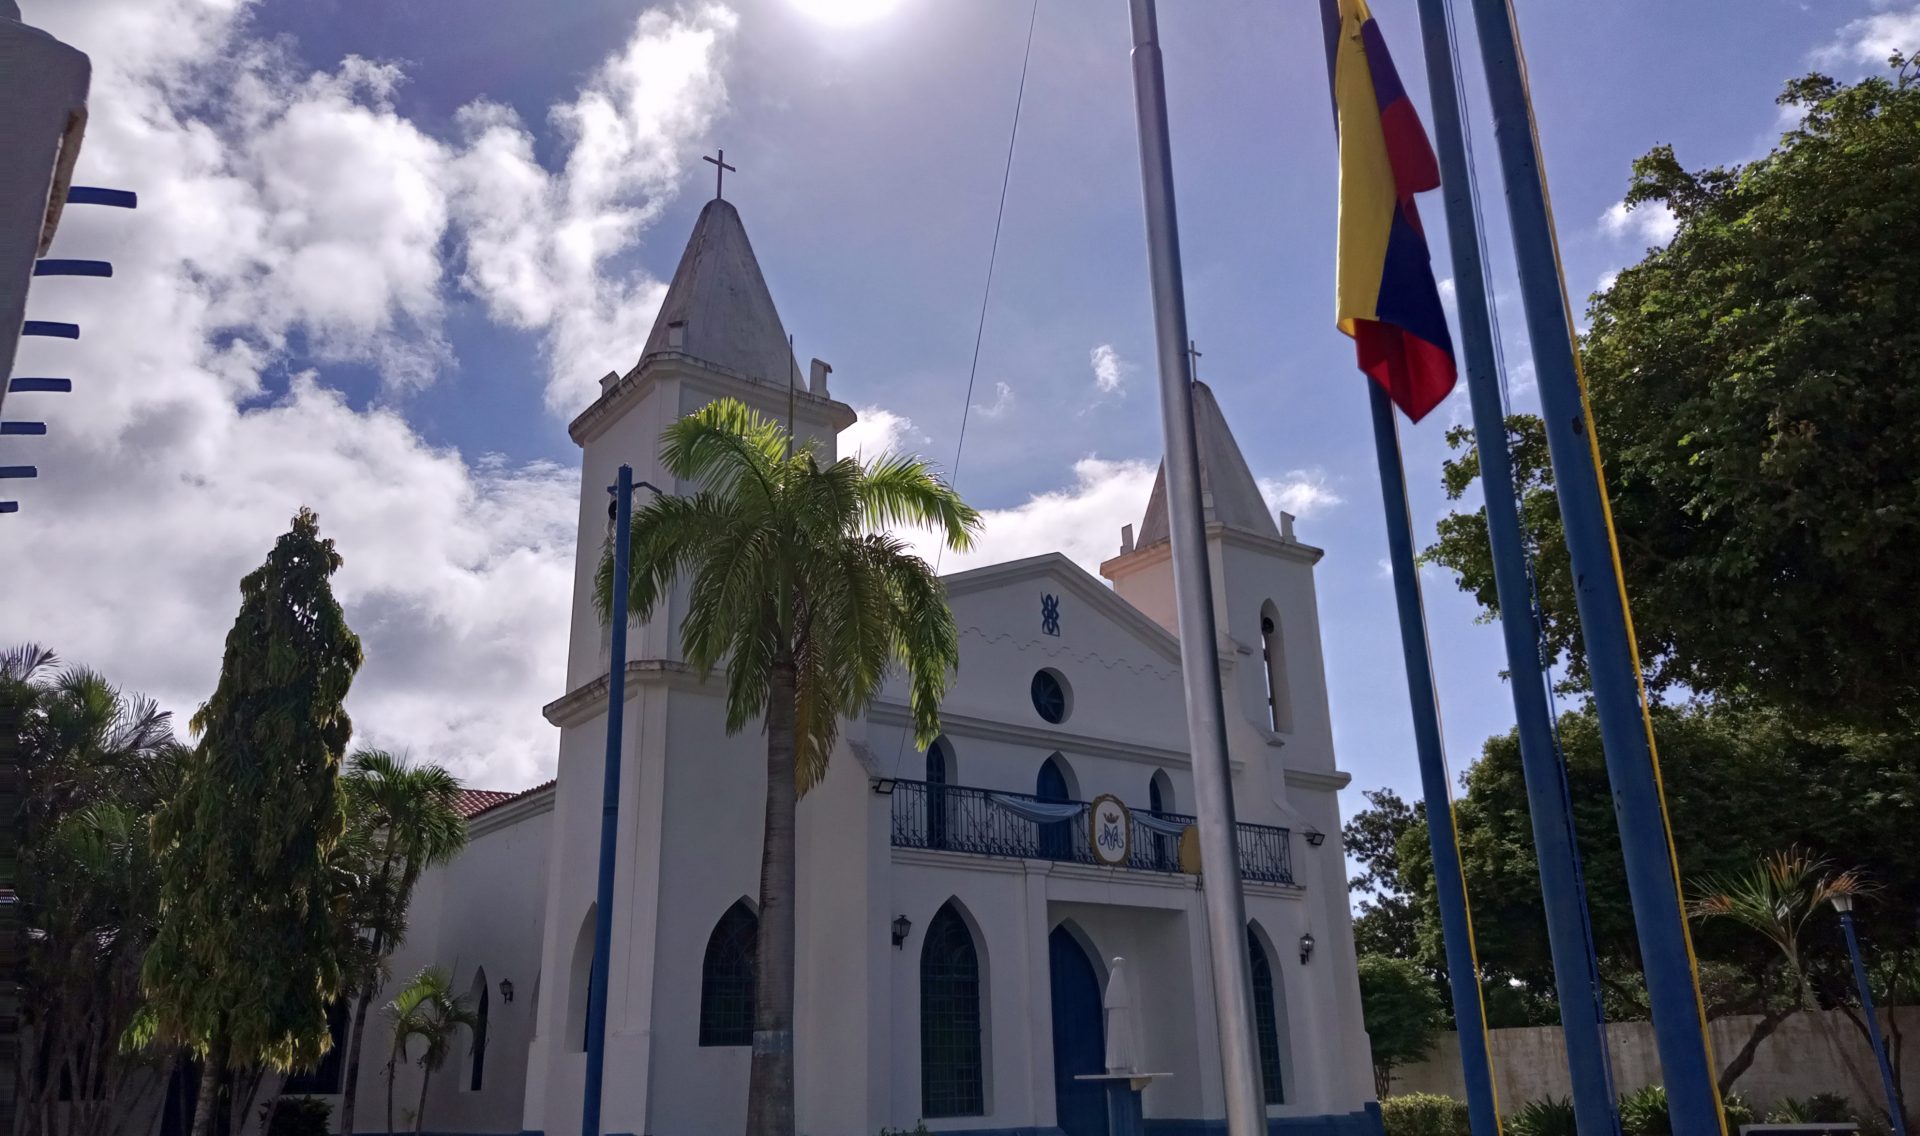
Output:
[
  {"xmin": 1722, "ymin": 1092, "xmax": 1756, "ymax": 1131},
  {"xmin": 1508, "ymin": 1096, "xmax": 1577, "ymax": 1136},
  {"xmin": 1380, "ymin": 1093, "xmax": 1471, "ymax": 1136},
  {"xmin": 1768, "ymin": 1093, "xmax": 1858, "ymax": 1125},
  {"xmin": 261, "ymin": 1097, "xmax": 331, "ymax": 1136},
  {"xmin": 1619, "ymin": 1085, "xmax": 1670, "ymax": 1136}
]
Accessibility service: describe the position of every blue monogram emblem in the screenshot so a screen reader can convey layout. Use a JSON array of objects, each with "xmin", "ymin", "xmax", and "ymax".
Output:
[{"xmin": 1040, "ymin": 593, "xmax": 1061, "ymax": 636}]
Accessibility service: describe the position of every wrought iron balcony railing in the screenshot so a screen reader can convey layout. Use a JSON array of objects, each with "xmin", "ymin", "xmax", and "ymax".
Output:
[{"xmin": 888, "ymin": 779, "xmax": 1293, "ymax": 886}]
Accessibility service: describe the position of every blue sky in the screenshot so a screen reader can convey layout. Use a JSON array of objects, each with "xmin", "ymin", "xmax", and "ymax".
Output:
[{"xmin": 7, "ymin": 0, "xmax": 1913, "ymax": 810}]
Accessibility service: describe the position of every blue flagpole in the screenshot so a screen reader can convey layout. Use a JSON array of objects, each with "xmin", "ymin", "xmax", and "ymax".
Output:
[
  {"xmin": 1368, "ymin": 384, "xmax": 1500, "ymax": 1136},
  {"xmin": 1461, "ymin": 2, "xmax": 1724, "ymax": 1131},
  {"xmin": 1407, "ymin": 2, "xmax": 1619, "ymax": 1130},
  {"xmin": 583, "ymin": 462, "xmax": 634, "ymax": 1136}
]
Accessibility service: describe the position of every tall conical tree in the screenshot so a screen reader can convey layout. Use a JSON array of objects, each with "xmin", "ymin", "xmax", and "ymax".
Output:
[{"xmin": 143, "ymin": 508, "xmax": 364, "ymax": 1136}]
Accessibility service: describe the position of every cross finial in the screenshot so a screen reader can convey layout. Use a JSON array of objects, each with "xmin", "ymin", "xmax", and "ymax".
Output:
[
  {"xmin": 703, "ymin": 148, "xmax": 737, "ymax": 200},
  {"xmin": 1186, "ymin": 339, "xmax": 1202, "ymax": 380}
]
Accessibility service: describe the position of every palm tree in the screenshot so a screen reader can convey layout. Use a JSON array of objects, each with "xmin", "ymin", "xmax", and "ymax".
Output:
[
  {"xmin": 384, "ymin": 967, "xmax": 477, "ymax": 1136},
  {"xmin": 1690, "ymin": 846, "xmax": 1869, "ymax": 1093},
  {"xmin": 597, "ymin": 398, "xmax": 979, "ymax": 1136},
  {"xmin": 335, "ymin": 750, "xmax": 468, "ymax": 1136}
]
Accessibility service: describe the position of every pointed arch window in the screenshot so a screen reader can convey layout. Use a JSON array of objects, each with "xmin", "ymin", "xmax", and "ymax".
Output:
[
  {"xmin": 1036, "ymin": 755, "xmax": 1074, "ymax": 861},
  {"xmin": 926, "ymin": 737, "xmax": 952, "ymax": 850},
  {"xmin": 700, "ymin": 901, "xmax": 759, "ymax": 1047},
  {"xmin": 1260, "ymin": 603, "xmax": 1294, "ymax": 734},
  {"xmin": 1148, "ymin": 771, "xmax": 1176, "ymax": 871},
  {"xmin": 467, "ymin": 969, "xmax": 490, "ymax": 1091},
  {"xmin": 1247, "ymin": 928, "xmax": 1285, "ymax": 1104},
  {"xmin": 567, "ymin": 905, "xmax": 596, "ymax": 1053},
  {"xmin": 920, "ymin": 902, "xmax": 985, "ymax": 1117}
]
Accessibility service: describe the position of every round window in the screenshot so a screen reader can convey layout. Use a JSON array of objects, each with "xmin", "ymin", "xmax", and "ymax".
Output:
[{"xmin": 1030, "ymin": 669, "xmax": 1070, "ymax": 724}]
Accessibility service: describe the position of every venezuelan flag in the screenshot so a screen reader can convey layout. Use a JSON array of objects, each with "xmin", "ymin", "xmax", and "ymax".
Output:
[{"xmin": 1322, "ymin": 0, "xmax": 1457, "ymax": 422}]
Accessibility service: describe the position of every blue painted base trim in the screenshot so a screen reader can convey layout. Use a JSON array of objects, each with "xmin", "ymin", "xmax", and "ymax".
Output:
[
  {"xmin": 1146, "ymin": 1108, "xmax": 1385, "ymax": 1136},
  {"xmin": 924, "ymin": 1128, "xmax": 1062, "ymax": 1136}
]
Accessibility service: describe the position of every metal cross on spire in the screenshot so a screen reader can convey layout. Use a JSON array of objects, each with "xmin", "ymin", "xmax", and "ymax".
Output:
[
  {"xmin": 703, "ymin": 148, "xmax": 736, "ymax": 200},
  {"xmin": 1186, "ymin": 339, "xmax": 1202, "ymax": 380}
]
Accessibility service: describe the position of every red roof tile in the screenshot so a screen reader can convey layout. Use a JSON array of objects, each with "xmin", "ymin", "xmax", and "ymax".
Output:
[{"xmin": 460, "ymin": 779, "xmax": 558, "ymax": 820}]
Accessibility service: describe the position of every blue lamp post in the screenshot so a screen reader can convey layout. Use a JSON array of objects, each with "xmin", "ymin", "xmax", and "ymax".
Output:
[
  {"xmin": 1833, "ymin": 893, "xmax": 1908, "ymax": 1136},
  {"xmin": 581, "ymin": 464, "xmax": 661, "ymax": 1136}
]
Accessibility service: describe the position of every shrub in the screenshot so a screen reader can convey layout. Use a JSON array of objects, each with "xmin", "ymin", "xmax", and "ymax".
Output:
[
  {"xmin": 1768, "ymin": 1093, "xmax": 1858, "ymax": 1125},
  {"xmin": 1619, "ymin": 1085, "xmax": 1671, "ymax": 1136},
  {"xmin": 1508, "ymin": 1096, "xmax": 1577, "ymax": 1136},
  {"xmin": 1380, "ymin": 1093, "xmax": 1471, "ymax": 1136},
  {"xmin": 1722, "ymin": 1092, "xmax": 1756, "ymax": 1131},
  {"xmin": 261, "ymin": 1097, "xmax": 331, "ymax": 1136}
]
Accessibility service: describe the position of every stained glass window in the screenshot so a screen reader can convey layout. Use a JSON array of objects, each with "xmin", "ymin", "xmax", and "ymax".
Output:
[
  {"xmin": 699, "ymin": 901, "xmax": 758, "ymax": 1047},
  {"xmin": 920, "ymin": 903, "xmax": 985, "ymax": 1117}
]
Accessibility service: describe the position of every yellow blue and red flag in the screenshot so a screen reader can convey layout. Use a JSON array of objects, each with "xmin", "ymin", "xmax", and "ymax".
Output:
[{"xmin": 1322, "ymin": 0, "xmax": 1456, "ymax": 421}]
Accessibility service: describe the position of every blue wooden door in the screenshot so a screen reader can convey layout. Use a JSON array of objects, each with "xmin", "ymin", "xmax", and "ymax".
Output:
[
  {"xmin": 1036, "ymin": 758, "xmax": 1073, "ymax": 861},
  {"xmin": 1049, "ymin": 927, "xmax": 1108, "ymax": 1136}
]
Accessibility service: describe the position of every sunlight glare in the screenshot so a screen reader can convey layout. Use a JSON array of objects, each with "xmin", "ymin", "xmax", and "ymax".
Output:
[{"xmin": 789, "ymin": 0, "xmax": 903, "ymax": 28}]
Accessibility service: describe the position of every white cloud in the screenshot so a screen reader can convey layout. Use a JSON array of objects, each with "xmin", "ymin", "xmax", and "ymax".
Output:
[
  {"xmin": 1816, "ymin": 4, "xmax": 1920, "ymax": 67},
  {"xmin": 2, "ymin": 0, "xmax": 742, "ymax": 789},
  {"xmin": 973, "ymin": 380, "xmax": 1015, "ymax": 419},
  {"xmin": 1258, "ymin": 470, "xmax": 1343, "ymax": 520},
  {"xmin": 1438, "ymin": 277, "xmax": 1457, "ymax": 312},
  {"xmin": 894, "ymin": 457, "xmax": 1159, "ymax": 577},
  {"xmin": 1597, "ymin": 269, "xmax": 1621, "ymax": 293},
  {"xmin": 1089, "ymin": 343, "xmax": 1129, "ymax": 395},
  {"xmin": 838, "ymin": 405, "xmax": 922, "ymax": 460},
  {"xmin": 1600, "ymin": 199, "xmax": 1679, "ymax": 247}
]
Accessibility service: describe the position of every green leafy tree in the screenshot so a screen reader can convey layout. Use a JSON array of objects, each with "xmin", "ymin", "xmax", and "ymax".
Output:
[
  {"xmin": 3, "ymin": 647, "xmax": 184, "ymax": 1136},
  {"xmin": 1424, "ymin": 58, "xmax": 1920, "ymax": 729},
  {"xmin": 383, "ymin": 967, "xmax": 477, "ymax": 1136},
  {"xmin": 334, "ymin": 751, "xmax": 468, "ymax": 1136},
  {"xmin": 597, "ymin": 398, "xmax": 979, "ymax": 1136},
  {"xmin": 1358, "ymin": 954, "xmax": 1443, "ymax": 1098},
  {"xmin": 143, "ymin": 508, "xmax": 364, "ymax": 1136},
  {"xmin": 1345, "ymin": 789, "xmax": 1427, "ymax": 962}
]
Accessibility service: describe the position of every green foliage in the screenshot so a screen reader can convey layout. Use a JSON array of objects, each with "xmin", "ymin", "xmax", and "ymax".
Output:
[
  {"xmin": 1617, "ymin": 1085, "xmax": 1670, "ymax": 1136},
  {"xmin": 260, "ymin": 1096, "xmax": 331, "ymax": 1136},
  {"xmin": 1379, "ymin": 1093, "xmax": 1470, "ymax": 1136},
  {"xmin": 1359, "ymin": 955, "xmax": 1443, "ymax": 1098},
  {"xmin": 386, "ymin": 966, "xmax": 479, "ymax": 1135},
  {"xmin": 1346, "ymin": 789, "xmax": 1428, "ymax": 964},
  {"xmin": 876, "ymin": 1124, "xmax": 933, "ymax": 1136},
  {"xmin": 1768, "ymin": 1093, "xmax": 1858, "ymax": 1125},
  {"xmin": 143, "ymin": 508, "xmax": 365, "ymax": 1076},
  {"xmin": 1689, "ymin": 848, "xmax": 1869, "ymax": 1007},
  {"xmin": 1506, "ymin": 1096, "xmax": 1576, "ymax": 1136},
  {"xmin": 4, "ymin": 646, "xmax": 185, "ymax": 1136},
  {"xmin": 1425, "ymin": 59, "xmax": 1920, "ymax": 729},
  {"xmin": 1722, "ymin": 1092, "xmax": 1756, "ymax": 1131}
]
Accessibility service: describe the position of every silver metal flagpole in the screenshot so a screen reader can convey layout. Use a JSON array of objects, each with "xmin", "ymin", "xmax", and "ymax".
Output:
[{"xmin": 1125, "ymin": 4, "xmax": 1264, "ymax": 1133}]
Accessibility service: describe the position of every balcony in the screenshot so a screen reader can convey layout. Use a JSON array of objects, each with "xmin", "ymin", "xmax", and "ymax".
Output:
[{"xmin": 887, "ymin": 779, "xmax": 1294, "ymax": 886}]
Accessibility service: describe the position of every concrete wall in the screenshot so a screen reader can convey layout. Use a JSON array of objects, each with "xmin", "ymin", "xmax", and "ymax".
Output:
[{"xmin": 1390, "ymin": 1008, "xmax": 1920, "ymax": 1117}]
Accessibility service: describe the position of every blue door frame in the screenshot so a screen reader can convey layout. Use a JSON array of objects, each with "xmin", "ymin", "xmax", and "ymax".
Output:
[{"xmin": 1050, "ymin": 927, "xmax": 1108, "ymax": 1136}]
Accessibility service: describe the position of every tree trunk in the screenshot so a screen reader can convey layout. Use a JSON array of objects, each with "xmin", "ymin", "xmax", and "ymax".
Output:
[
  {"xmin": 744, "ymin": 659, "xmax": 798, "ymax": 1136},
  {"xmin": 1717, "ymin": 1008, "xmax": 1793, "ymax": 1094},
  {"xmin": 385, "ymin": 1052, "xmax": 399, "ymax": 1136},
  {"xmin": 189, "ymin": 1035, "xmax": 227, "ymax": 1136},
  {"xmin": 337, "ymin": 980, "xmax": 379, "ymax": 1135},
  {"xmin": 412, "ymin": 1067, "xmax": 431, "ymax": 1136}
]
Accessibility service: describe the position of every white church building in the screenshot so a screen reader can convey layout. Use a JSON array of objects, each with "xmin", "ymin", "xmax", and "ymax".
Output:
[{"xmin": 335, "ymin": 195, "xmax": 1384, "ymax": 1136}]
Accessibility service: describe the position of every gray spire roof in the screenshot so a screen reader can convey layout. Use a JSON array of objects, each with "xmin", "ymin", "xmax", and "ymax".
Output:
[
  {"xmin": 640, "ymin": 198, "xmax": 799, "ymax": 385},
  {"xmin": 1135, "ymin": 380, "xmax": 1280, "ymax": 547}
]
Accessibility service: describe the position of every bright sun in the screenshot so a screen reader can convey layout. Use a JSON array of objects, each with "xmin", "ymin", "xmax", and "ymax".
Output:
[{"xmin": 789, "ymin": 0, "xmax": 903, "ymax": 27}]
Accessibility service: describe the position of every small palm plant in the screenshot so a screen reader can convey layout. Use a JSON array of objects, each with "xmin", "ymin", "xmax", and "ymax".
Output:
[
  {"xmin": 1689, "ymin": 846, "xmax": 1871, "ymax": 1092},
  {"xmin": 384, "ymin": 967, "xmax": 477, "ymax": 1136}
]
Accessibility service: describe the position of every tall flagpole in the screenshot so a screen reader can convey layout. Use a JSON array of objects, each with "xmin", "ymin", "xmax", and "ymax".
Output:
[
  {"xmin": 1125, "ymin": 4, "xmax": 1265, "ymax": 1133},
  {"xmin": 1463, "ymin": 1, "xmax": 1724, "ymax": 1131},
  {"xmin": 1408, "ymin": 1, "xmax": 1619, "ymax": 1130},
  {"xmin": 1368, "ymin": 386, "xmax": 1501, "ymax": 1136}
]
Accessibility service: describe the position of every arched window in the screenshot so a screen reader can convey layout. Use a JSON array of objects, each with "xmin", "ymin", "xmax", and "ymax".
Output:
[
  {"xmin": 920, "ymin": 902, "xmax": 985, "ymax": 1117},
  {"xmin": 926, "ymin": 737, "xmax": 951, "ymax": 850},
  {"xmin": 1259, "ymin": 602, "xmax": 1293, "ymax": 734},
  {"xmin": 567, "ymin": 905, "xmax": 596, "ymax": 1053},
  {"xmin": 1036, "ymin": 755, "xmax": 1074, "ymax": 861},
  {"xmin": 699, "ymin": 900, "xmax": 758, "ymax": 1047},
  {"xmin": 467, "ymin": 968, "xmax": 490, "ymax": 1091},
  {"xmin": 1247, "ymin": 927, "xmax": 1286, "ymax": 1104},
  {"xmin": 1148, "ymin": 771, "xmax": 1175, "ymax": 871}
]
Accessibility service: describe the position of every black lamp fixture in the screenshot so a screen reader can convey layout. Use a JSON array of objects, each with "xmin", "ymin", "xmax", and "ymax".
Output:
[
  {"xmin": 1304, "ymin": 828, "xmax": 1326, "ymax": 848},
  {"xmin": 872, "ymin": 777, "xmax": 898, "ymax": 796},
  {"xmin": 891, "ymin": 914, "xmax": 913, "ymax": 949},
  {"xmin": 1298, "ymin": 931, "xmax": 1316, "ymax": 965},
  {"xmin": 499, "ymin": 978, "xmax": 514, "ymax": 1003}
]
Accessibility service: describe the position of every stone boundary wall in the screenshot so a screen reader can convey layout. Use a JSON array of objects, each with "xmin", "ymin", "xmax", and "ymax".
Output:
[{"xmin": 1388, "ymin": 1007, "xmax": 1919, "ymax": 1118}]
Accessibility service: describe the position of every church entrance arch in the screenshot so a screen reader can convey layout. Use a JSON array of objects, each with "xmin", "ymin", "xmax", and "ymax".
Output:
[{"xmin": 1048, "ymin": 925, "xmax": 1107, "ymax": 1136}]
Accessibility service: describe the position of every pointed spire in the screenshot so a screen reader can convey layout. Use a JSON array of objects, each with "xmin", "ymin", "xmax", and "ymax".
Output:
[
  {"xmin": 1135, "ymin": 380, "xmax": 1280, "ymax": 547},
  {"xmin": 640, "ymin": 198, "xmax": 799, "ymax": 386}
]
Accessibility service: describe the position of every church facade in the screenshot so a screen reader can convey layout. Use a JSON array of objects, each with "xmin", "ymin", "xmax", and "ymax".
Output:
[{"xmin": 353, "ymin": 197, "xmax": 1381, "ymax": 1136}]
